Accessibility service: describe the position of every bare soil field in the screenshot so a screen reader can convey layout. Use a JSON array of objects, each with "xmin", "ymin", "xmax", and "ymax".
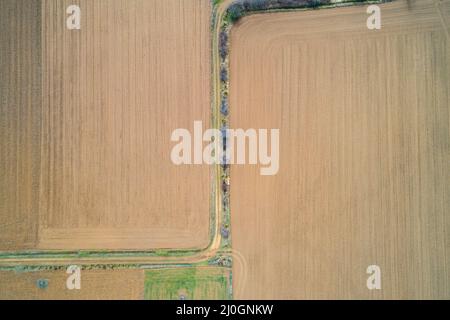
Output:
[
  {"xmin": 230, "ymin": 0, "xmax": 450, "ymax": 299},
  {"xmin": 1, "ymin": 0, "xmax": 211, "ymax": 251},
  {"xmin": 0, "ymin": 269, "xmax": 144, "ymax": 299},
  {"xmin": 0, "ymin": 0, "xmax": 42, "ymax": 251}
]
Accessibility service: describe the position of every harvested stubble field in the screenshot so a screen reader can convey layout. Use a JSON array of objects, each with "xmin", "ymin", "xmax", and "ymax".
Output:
[
  {"xmin": 230, "ymin": 0, "xmax": 450, "ymax": 299},
  {"xmin": 0, "ymin": 0, "xmax": 211, "ymax": 251},
  {"xmin": 0, "ymin": 269, "xmax": 144, "ymax": 299}
]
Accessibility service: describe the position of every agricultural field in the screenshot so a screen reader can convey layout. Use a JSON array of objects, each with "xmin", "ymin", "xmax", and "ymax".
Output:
[
  {"xmin": 230, "ymin": 0, "xmax": 450, "ymax": 299},
  {"xmin": 0, "ymin": 0, "xmax": 42, "ymax": 251},
  {"xmin": 0, "ymin": 269, "xmax": 145, "ymax": 299},
  {"xmin": 0, "ymin": 0, "xmax": 211, "ymax": 251},
  {"xmin": 144, "ymin": 266, "xmax": 231, "ymax": 300},
  {"xmin": 1, "ymin": 0, "xmax": 450, "ymax": 301}
]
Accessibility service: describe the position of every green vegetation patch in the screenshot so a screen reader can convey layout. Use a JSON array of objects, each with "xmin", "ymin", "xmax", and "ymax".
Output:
[{"xmin": 145, "ymin": 267, "xmax": 231, "ymax": 300}]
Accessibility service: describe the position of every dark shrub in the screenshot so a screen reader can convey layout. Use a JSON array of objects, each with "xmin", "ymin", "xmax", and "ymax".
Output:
[
  {"xmin": 249, "ymin": 0, "xmax": 268, "ymax": 10},
  {"xmin": 220, "ymin": 67, "xmax": 228, "ymax": 82},
  {"xmin": 221, "ymin": 162, "xmax": 230, "ymax": 170},
  {"xmin": 222, "ymin": 181, "xmax": 230, "ymax": 193},
  {"xmin": 276, "ymin": 0, "xmax": 306, "ymax": 9},
  {"xmin": 219, "ymin": 44, "xmax": 228, "ymax": 60},
  {"xmin": 275, "ymin": 0, "xmax": 329, "ymax": 9},
  {"xmin": 220, "ymin": 225, "xmax": 230, "ymax": 239},
  {"xmin": 243, "ymin": 0, "xmax": 267, "ymax": 11},
  {"xmin": 220, "ymin": 31, "xmax": 228, "ymax": 44},
  {"xmin": 219, "ymin": 31, "xmax": 228, "ymax": 59},
  {"xmin": 220, "ymin": 125, "xmax": 229, "ymax": 151},
  {"xmin": 36, "ymin": 279, "xmax": 49, "ymax": 289},
  {"xmin": 306, "ymin": 0, "xmax": 322, "ymax": 8},
  {"xmin": 227, "ymin": 2, "xmax": 245, "ymax": 23},
  {"xmin": 220, "ymin": 98, "xmax": 229, "ymax": 116}
]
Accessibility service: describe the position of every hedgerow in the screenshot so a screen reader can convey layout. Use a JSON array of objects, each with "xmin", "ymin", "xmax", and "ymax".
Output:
[{"xmin": 225, "ymin": 0, "xmax": 332, "ymax": 22}]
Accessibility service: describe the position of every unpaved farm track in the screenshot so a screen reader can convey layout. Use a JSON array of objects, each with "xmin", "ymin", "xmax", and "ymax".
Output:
[{"xmin": 230, "ymin": 0, "xmax": 450, "ymax": 299}]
